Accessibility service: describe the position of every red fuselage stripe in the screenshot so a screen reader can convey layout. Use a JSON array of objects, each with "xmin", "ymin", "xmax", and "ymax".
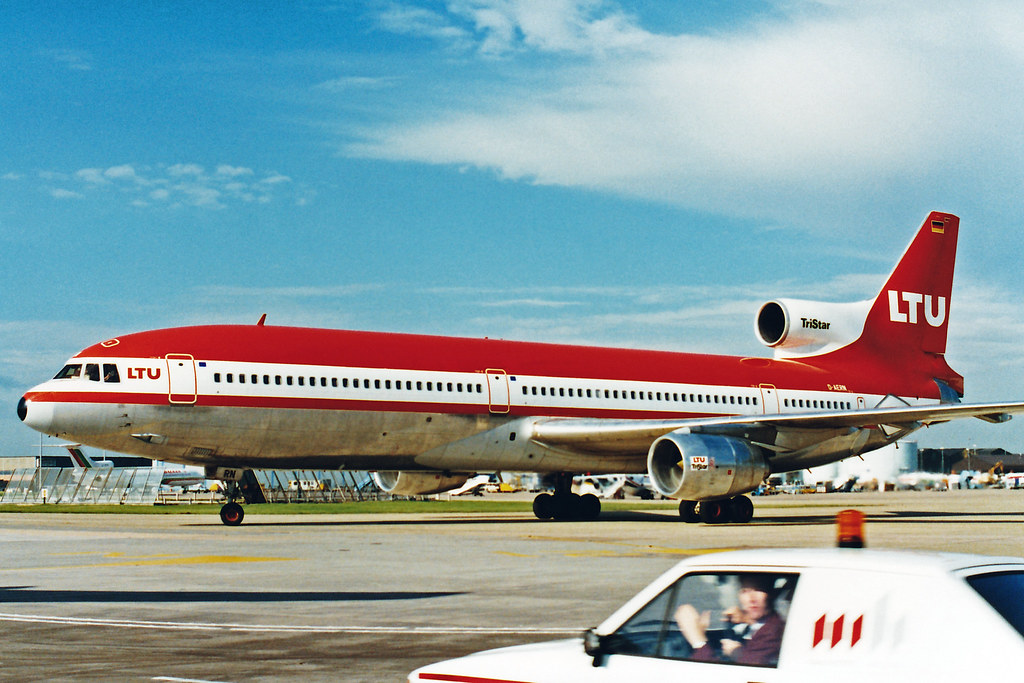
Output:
[{"xmin": 416, "ymin": 674, "xmax": 534, "ymax": 683}]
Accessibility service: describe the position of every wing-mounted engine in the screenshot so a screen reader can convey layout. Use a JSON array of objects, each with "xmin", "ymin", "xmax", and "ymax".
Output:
[
  {"xmin": 371, "ymin": 470, "xmax": 471, "ymax": 496},
  {"xmin": 755, "ymin": 298, "xmax": 871, "ymax": 358},
  {"xmin": 647, "ymin": 432, "xmax": 769, "ymax": 500}
]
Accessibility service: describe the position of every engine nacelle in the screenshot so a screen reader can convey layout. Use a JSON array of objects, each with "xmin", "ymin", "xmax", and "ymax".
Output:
[
  {"xmin": 647, "ymin": 432, "xmax": 769, "ymax": 500},
  {"xmin": 371, "ymin": 471, "xmax": 470, "ymax": 496},
  {"xmin": 755, "ymin": 298, "xmax": 870, "ymax": 358}
]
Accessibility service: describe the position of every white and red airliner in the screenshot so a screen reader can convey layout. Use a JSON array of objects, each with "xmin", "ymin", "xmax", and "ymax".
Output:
[{"xmin": 18, "ymin": 212, "xmax": 1024, "ymax": 525}]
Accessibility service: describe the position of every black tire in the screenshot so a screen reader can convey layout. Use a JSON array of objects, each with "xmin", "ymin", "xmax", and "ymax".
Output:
[
  {"xmin": 698, "ymin": 500, "xmax": 727, "ymax": 524},
  {"xmin": 552, "ymin": 493, "xmax": 582, "ymax": 521},
  {"xmin": 579, "ymin": 493, "xmax": 601, "ymax": 521},
  {"xmin": 532, "ymin": 493, "xmax": 555, "ymax": 520},
  {"xmin": 729, "ymin": 495, "xmax": 754, "ymax": 523},
  {"xmin": 678, "ymin": 500, "xmax": 700, "ymax": 523},
  {"xmin": 219, "ymin": 502, "xmax": 244, "ymax": 526}
]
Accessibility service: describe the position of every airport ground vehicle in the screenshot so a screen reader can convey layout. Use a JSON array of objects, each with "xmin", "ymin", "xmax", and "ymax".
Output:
[{"xmin": 409, "ymin": 548, "xmax": 1024, "ymax": 682}]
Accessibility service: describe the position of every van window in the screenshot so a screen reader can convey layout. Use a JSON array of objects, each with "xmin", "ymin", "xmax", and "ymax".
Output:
[
  {"xmin": 603, "ymin": 572, "xmax": 798, "ymax": 668},
  {"xmin": 967, "ymin": 571, "xmax": 1024, "ymax": 636}
]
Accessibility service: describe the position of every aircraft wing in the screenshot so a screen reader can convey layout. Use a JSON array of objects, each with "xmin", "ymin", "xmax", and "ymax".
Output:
[{"xmin": 529, "ymin": 401, "xmax": 1024, "ymax": 455}]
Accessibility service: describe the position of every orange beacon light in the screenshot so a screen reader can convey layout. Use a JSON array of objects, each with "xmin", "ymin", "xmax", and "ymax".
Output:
[{"xmin": 837, "ymin": 509, "xmax": 865, "ymax": 548}]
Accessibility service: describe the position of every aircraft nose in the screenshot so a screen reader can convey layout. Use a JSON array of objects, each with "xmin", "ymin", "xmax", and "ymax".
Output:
[{"xmin": 18, "ymin": 396, "xmax": 55, "ymax": 434}]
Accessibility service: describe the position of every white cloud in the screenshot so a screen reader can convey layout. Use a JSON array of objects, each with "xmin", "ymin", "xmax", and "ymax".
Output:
[
  {"xmin": 315, "ymin": 76, "xmax": 398, "ymax": 92},
  {"xmin": 216, "ymin": 164, "xmax": 254, "ymax": 177},
  {"xmin": 104, "ymin": 164, "xmax": 139, "ymax": 181},
  {"xmin": 33, "ymin": 163, "xmax": 304, "ymax": 209},
  {"xmin": 354, "ymin": 1, "xmax": 1024, "ymax": 232},
  {"xmin": 380, "ymin": 0, "xmax": 657, "ymax": 56},
  {"xmin": 167, "ymin": 163, "xmax": 205, "ymax": 177},
  {"xmin": 75, "ymin": 168, "xmax": 108, "ymax": 184},
  {"xmin": 42, "ymin": 49, "xmax": 93, "ymax": 72},
  {"xmin": 480, "ymin": 297, "xmax": 583, "ymax": 308},
  {"xmin": 378, "ymin": 3, "xmax": 474, "ymax": 49}
]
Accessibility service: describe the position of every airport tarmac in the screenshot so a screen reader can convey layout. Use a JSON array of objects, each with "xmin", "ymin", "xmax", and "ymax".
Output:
[{"xmin": 1, "ymin": 489, "xmax": 1023, "ymax": 682}]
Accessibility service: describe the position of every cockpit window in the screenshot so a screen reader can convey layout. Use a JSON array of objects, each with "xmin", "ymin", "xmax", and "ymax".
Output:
[
  {"xmin": 85, "ymin": 363, "xmax": 100, "ymax": 382},
  {"xmin": 103, "ymin": 364, "xmax": 120, "ymax": 383},
  {"xmin": 54, "ymin": 364, "xmax": 82, "ymax": 380}
]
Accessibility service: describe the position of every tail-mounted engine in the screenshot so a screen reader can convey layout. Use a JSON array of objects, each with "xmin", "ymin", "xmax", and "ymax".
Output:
[
  {"xmin": 755, "ymin": 298, "xmax": 870, "ymax": 358},
  {"xmin": 647, "ymin": 432, "xmax": 769, "ymax": 500},
  {"xmin": 372, "ymin": 471, "xmax": 470, "ymax": 496}
]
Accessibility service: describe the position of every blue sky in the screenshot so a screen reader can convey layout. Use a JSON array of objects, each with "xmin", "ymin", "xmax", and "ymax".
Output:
[{"xmin": 3, "ymin": 1, "xmax": 1024, "ymax": 457}]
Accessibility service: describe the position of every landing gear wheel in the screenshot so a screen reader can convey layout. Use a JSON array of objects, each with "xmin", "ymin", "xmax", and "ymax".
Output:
[
  {"xmin": 532, "ymin": 493, "xmax": 555, "ymax": 520},
  {"xmin": 532, "ymin": 486, "xmax": 602, "ymax": 522},
  {"xmin": 579, "ymin": 493, "xmax": 601, "ymax": 521},
  {"xmin": 728, "ymin": 495, "xmax": 754, "ymax": 523},
  {"xmin": 220, "ymin": 501, "xmax": 244, "ymax": 526},
  {"xmin": 698, "ymin": 500, "xmax": 728, "ymax": 524},
  {"xmin": 678, "ymin": 500, "xmax": 700, "ymax": 523},
  {"xmin": 552, "ymin": 493, "xmax": 582, "ymax": 521}
]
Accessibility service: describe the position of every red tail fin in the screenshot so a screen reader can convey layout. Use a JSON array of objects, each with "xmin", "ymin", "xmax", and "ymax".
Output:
[{"xmin": 845, "ymin": 212, "xmax": 963, "ymax": 395}]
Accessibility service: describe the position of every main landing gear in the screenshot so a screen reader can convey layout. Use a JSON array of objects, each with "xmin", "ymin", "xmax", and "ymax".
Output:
[
  {"xmin": 677, "ymin": 495, "xmax": 754, "ymax": 524},
  {"xmin": 532, "ymin": 473, "xmax": 601, "ymax": 521}
]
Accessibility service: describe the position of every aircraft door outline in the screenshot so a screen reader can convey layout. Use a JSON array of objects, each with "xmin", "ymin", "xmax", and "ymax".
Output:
[
  {"xmin": 486, "ymin": 369, "xmax": 510, "ymax": 414},
  {"xmin": 759, "ymin": 384, "xmax": 780, "ymax": 414},
  {"xmin": 166, "ymin": 354, "xmax": 198, "ymax": 405}
]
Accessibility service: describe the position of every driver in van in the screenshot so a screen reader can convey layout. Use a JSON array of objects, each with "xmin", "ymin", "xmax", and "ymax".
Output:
[{"xmin": 674, "ymin": 574, "xmax": 785, "ymax": 666}]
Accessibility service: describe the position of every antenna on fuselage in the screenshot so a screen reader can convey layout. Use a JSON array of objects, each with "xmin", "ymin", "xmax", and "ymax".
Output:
[{"xmin": 257, "ymin": 313, "xmax": 267, "ymax": 326}]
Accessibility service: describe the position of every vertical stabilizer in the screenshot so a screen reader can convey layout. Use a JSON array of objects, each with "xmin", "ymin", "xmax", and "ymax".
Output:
[
  {"xmin": 863, "ymin": 212, "xmax": 958, "ymax": 356},
  {"xmin": 831, "ymin": 212, "xmax": 963, "ymax": 396}
]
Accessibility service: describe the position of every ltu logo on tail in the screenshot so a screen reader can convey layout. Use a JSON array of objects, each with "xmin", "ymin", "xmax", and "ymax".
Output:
[{"xmin": 887, "ymin": 290, "xmax": 946, "ymax": 327}]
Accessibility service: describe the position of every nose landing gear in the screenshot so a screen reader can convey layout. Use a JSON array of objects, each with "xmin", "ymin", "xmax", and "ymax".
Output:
[{"xmin": 214, "ymin": 469, "xmax": 264, "ymax": 526}]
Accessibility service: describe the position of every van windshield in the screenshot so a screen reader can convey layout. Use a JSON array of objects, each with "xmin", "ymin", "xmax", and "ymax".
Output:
[{"xmin": 967, "ymin": 571, "xmax": 1024, "ymax": 637}]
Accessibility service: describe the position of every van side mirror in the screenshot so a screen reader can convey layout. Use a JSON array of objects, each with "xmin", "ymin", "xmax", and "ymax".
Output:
[{"xmin": 583, "ymin": 627, "xmax": 606, "ymax": 667}]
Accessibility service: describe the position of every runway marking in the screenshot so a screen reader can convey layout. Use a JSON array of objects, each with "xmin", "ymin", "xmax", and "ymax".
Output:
[
  {"xmin": 516, "ymin": 537, "xmax": 740, "ymax": 558},
  {"xmin": 492, "ymin": 551, "xmax": 536, "ymax": 558},
  {"xmin": 0, "ymin": 612, "xmax": 580, "ymax": 635},
  {"xmin": 153, "ymin": 678, "xmax": 232, "ymax": 683},
  {"xmin": 4, "ymin": 554, "xmax": 297, "ymax": 570}
]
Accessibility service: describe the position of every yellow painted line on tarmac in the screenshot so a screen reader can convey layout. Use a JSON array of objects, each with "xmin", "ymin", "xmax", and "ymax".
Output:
[
  {"xmin": 74, "ymin": 555, "xmax": 298, "ymax": 567},
  {"xmin": 492, "ymin": 551, "xmax": 537, "ymax": 558},
  {"xmin": 516, "ymin": 535, "xmax": 740, "ymax": 558},
  {"xmin": 3, "ymin": 555, "xmax": 297, "ymax": 571}
]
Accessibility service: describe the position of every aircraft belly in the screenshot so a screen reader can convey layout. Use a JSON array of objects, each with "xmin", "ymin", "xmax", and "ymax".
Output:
[{"xmin": 123, "ymin": 404, "xmax": 510, "ymax": 468}]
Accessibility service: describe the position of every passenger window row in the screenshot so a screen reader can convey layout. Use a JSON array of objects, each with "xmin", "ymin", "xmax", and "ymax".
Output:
[
  {"xmin": 211, "ymin": 371, "xmax": 484, "ymax": 395},
  {"xmin": 784, "ymin": 398, "xmax": 852, "ymax": 410},
  {"xmin": 520, "ymin": 385, "xmax": 759, "ymax": 407}
]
